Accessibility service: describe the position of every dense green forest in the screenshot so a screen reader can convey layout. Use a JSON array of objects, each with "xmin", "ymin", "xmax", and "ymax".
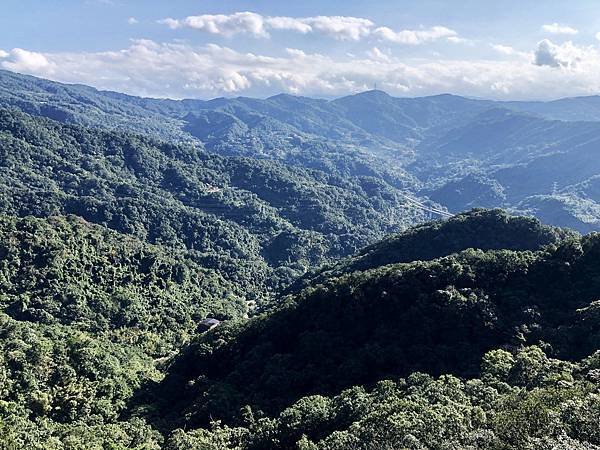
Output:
[
  {"xmin": 1, "ymin": 70, "xmax": 600, "ymax": 449},
  {"xmin": 1, "ymin": 210, "xmax": 599, "ymax": 449},
  {"xmin": 160, "ymin": 348, "xmax": 600, "ymax": 449},
  {"xmin": 290, "ymin": 209, "xmax": 575, "ymax": 292},
  {"xmin": 150, "ymin": 219, "xmax": 600, "ymax": 427},
  {"xmin": 0, "ymin": 107, "xmax": 432, "ymax": 302},
  {"xmin": 0, "ymin": 215, "xmax": 246, "ymax": 354}
]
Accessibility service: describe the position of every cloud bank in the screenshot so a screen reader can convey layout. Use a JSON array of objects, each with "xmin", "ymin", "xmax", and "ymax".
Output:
[
  {"xmin": 2, "ymin": 38, "xmax": 600, "ymax": 101},
  {"xmin": 1, "ymin": 48, "xmax": 55, "ymax": 73},
  {"xmin": 159, "ymin": 11, "xmax": 457, "ymax": 44},
  {"xmin": 534, "ymin": 39, "xmax": 595, "ymax": 69}
]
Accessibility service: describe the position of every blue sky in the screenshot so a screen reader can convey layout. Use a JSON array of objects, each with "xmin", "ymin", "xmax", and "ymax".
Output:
[{"xmin": 2, "ymin": 0, "xmax": 600, "ymax": 100}]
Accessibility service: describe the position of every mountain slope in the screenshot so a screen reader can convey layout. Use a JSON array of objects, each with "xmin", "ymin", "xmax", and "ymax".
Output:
[
  {"xmin": 290, "ymin": 209, "xmax": 575, "ymax": 291},
  {"xmin": 0, "ymin": 214, "xmax": 248, "ymax": 449},
  {"xmin": 0, "ymin": 107, "xmax": 438, "ymax": 299},
  {"xmin": 152, "ymin": 213, "xmax": 598, "ymax": 431},
  {"xmin": 1, "ymin": 209, "xmax": 598, "ymax": 449},
  {"xmin": 0, "ymin": 214, "xmax": 247, "ymax": 354}
]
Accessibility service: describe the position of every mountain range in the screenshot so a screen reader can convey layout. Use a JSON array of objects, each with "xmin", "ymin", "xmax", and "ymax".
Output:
[
  {"xmin": 2, "ymin": 69, "xmax": 600, "ymax": 232},
  {"xmin": 1, "ymin": 70, "xmax": 600, "ymax": 449}
]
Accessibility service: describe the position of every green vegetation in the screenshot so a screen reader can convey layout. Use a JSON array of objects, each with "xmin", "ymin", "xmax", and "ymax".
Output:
[
  {"xmin": 1, "ymin": 210, "xmax": 599, "ymax": 449},
  {"xmin": 0, "ymin": 214, "xmax": 244, "ymax": 448},
  {"xmin": 152, "ymin": 228, "xmax": 600, "ymax": 428},
  {"xmin": 162, "ymin": 347, "xmax": 600, "ymax": 450},
  {"xmin": 0, "ymin": 214, "xmax": 246, "ymax": 354},
  {"xmin": 0, "ymin": 314, "xmax": 163, "ymax": 449},
  {"xmin": 1, "ymin": 71, "xmax": 600, "ymax": 448},
  {"xmin": 291, "ymin": 209, "xmax": 574, "ymax": 291},
  {"xmin": 0, "ymin": 107, "xmax": 431, "ymax": 302}
]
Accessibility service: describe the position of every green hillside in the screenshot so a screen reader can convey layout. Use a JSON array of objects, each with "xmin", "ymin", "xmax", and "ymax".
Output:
[
  {"xmin": 0, "ymin": 214, "xmax": 246, "ymax": 354},
  {"xmin": 148, "ymin": 219, "xmax": 600, "ymax": 448},
  {"xmin": 0, "ymin": 210, "xmax": 599, "ymax": 449},
  {"xmin": 290, "ymin": 209, "xmax": 574, "ymax": 292},
  {"xmin": 0, "ymin": 107, "xmax": 434, "ymax": 301},
  {"xmin": 0, "ymin": 214, "xmax": 247, "ymax": 449}
]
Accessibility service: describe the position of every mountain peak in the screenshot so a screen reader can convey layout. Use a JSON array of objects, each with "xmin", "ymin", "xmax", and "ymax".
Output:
[{"xmin": 353, "ymin": 89, "xmax": 391, "ymax": 98}]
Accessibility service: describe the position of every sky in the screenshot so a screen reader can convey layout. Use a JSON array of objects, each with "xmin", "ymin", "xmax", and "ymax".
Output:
[{"xmin": 2, "ymin": 0, "xmax": 600, "ymax": 100}]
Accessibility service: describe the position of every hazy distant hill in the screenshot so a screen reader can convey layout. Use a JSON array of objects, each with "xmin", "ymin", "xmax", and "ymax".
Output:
[{"xmin": 2, "ymin": 69, "xmax": 599, "ymax": 232}]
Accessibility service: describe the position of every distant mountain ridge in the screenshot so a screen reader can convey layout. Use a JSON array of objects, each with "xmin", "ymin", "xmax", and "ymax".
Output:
[{"xmin": 2, "ymin": 69, "xmax": 600, "ymax": 232}]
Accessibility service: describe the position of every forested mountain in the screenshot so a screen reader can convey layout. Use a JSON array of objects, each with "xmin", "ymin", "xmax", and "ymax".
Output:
[
  {"xmin": 0, "ymin": 215, "xmax": 231, "ymax": 448},
  {"xmin": 1, "ymin": 209, "xmax": 599, "ymax": 449},
  {"xmin": 2, "ymin": 70, "xmax": 600, "ymax": 232},
  {"xmin": 290, "ymin": 209, "xmax": 575, "ymax": 292},
  {"xmin": 144, "ymin": 210, "xmax": 600, "ymax": 449},
  {"xmin": 0, "ymin": 107, "xmax": 433, "ymax": 301},
  {"xmin": 2, "ymin": 69, "xmax": 600, "ymax": 449}
]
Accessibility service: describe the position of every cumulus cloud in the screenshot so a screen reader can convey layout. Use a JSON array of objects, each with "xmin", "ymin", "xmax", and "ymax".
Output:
[
  {"xmin": 533, "ymin": 39, "xmax": 594, "ymax": 69},
  {"xmin": 299, "ymin": 16, "xmax": 373, "ymax": 41},
  {"xmin": 158, "ymin": 12, "xmax": 374, "ymax": 40},
  {"xmin": 373, "ymin": 26, "xmax": 457, "ymax": 44},
  {"xmin": 4, "ymin": 39, "xmax": 600, "ymax": 100},
  {"xmin": 127, "ymin": 17, "xmax": 139, "ymax": 25},
  {"xmin": 159, "ymin": 12, "xmax": 269, "ymax": 38},
  {"xmin": 0, "ymin": 50, "xmax": 8, "ymax": 58},
  {"xmin": 159, "ymin": 12, "xmax": 459, "ymax": 43},
  {"xmin": 1, "ymin": 48, "xmax": 55, "ymax": 74},
  {"xmin": 267, "ymin": 16, "xmax": 312, "ymax": 34},
  {"xmin": 541, "ymin": 23, "xmax": 579, "ymax": 35}
]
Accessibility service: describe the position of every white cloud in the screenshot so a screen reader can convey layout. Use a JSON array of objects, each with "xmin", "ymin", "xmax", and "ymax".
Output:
[
  {"xmin": 0, "ymin": 50, "xmax": 8, "ymax": 58},
  {"xmin": 491, "ymin": 44, "xmax": 532, "ymax": 60},
  {"xmin": 159, "ymin": 12, "xmax": 461, "ymax": 43},
  {"xmin": 266, "ymin": 17, "xmax": 312, "ymax": 34},
  {"xmin": 5, "ymin": 39, "xmax": 600, "ymax": 100},
  {"xmin": 373, "ymin": 26, "xmax": 457, "ymax": 44},
  {"xmin": 159, "ymin": 18, "xmax": 179, "ymax": 29},
  {"xmin": 128, "ymin": 17, "xmax": 139, "ymax": 25},
  {"xmin": 491, "ymin": 44, "xmax": 516, "ymax": 56},
  {"xmin": 596, "ymin": 31, "xmax": 600, "ymax": 42},
  {"xmin": 541, "ymin": 23, "xmax": 579, "ymax": 35},
  {"xmin": 159, "ymin": 12, "xmax": 374, "ymax": 40},
  {"xmin": 285, "ymin": 48, "xmax": 307, "ymax": 58},
  {"xmin": 1, "ymin": 48, "xmax": 55, "ymax": 75},
  {"xmin": 301, "ymin": 16, "xmax": 373, "ymax": 41},
  {"xmin": 366, "ymin": 47, "xmax": 392, "ymax": 63},
  {"xmin": 447, "ymin": 36, "xmax": 472, "ymax": 45},
  {"xmin": 159, "ymin": 12, "xmax": 269, "ymax": 38},
  {"xmin": 534, "ymin": 39, "xmax": 594, "ymax": 69}
]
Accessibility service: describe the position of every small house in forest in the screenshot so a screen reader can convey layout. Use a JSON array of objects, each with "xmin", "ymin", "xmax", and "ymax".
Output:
[{"xmin": 198, "ymin": 318, "xmax": 221, "ymax": 333}]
